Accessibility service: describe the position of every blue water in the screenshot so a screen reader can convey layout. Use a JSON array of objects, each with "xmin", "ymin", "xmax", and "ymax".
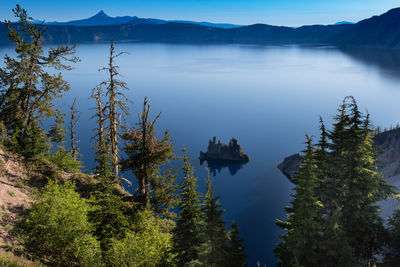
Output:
[{"xmin": 2, "ymin": 43, "xmax": 400, "ymax": 265}]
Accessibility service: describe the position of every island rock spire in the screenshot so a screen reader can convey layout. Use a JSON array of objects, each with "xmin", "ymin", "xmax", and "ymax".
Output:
[{"xmin": 200, "ymin": 137, "xmax": 249, "ymax": 162}]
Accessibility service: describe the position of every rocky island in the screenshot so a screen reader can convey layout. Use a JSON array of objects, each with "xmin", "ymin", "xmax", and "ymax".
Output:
[{"xmin": 200, "ymin": 137, "xmax": 249, "ymax": 162}]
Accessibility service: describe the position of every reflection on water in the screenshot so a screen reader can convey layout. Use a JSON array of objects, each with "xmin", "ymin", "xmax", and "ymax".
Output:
[
  {"xmin": 339, "ymin": 48, "xmax": 400, "ymax": 80},
  {"xmin": 199, "ymin": 158, "xmax": 248, "ymax": 176}
]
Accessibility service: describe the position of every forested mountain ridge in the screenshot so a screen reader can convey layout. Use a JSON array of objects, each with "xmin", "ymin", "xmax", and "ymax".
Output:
[
  {"xmin": 0, "ymin": 20, "xmax": 350, "ymax": 45},
  {"xmin": 2, "ymin": 7, "xmax": 400, "ymax": 48},
  {"xmin": 332, "ymin": 7, "xmax": 400, "ymax": 48},
  {"xmin": 41, "ymin": 10, "xmax": 242, "ymax": 29}
]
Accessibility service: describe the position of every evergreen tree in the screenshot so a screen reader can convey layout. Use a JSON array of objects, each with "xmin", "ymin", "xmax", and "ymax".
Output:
[
  {"xmin": 151, "ymin": 166, "xmax": 179, "ymax": 219},
  {"xmin": 173, "ymin": 147, "xmax": 203, "ymax": 266},
  {"xmin": 97, "ymin": 40, "xmax": 130, "ymax": 179},
  {"xmin": 199, "ymin": 173, "xmax": 229, "ymax": 266},
  {"xmin": 48, "ymin": 111, "xmax": 66, "ymax": 144},
  {"xmin": 275, "ymin": 135, "xmax": 323, "ymax": 267},
  {"xmin": 321, "ymin": 97, "xmax": 393, "ymax": 265},
  {"xmin": 314, "ymin": 116, "xmax": 356, "ymax": 266},
  {"xmin": 227, "ymin": 221, "xmax": 247, "ymax": 267},
  {"xmin": 384, "ymin": 208, "xmax": 400, "ymax": 266},
  {"xmin": 120, "ymin": 96, "xmax": 176, "ymax": 210},
  {"xmin": 336, "ymin": 97, "xmax": 393, "ymax": 264},
  {"xmin": 91, "ymin": 86, "xmax": 112, "ymax": 177},
  {"xmin": 88, "ymin": 177, "xmax": 130, "ymax": 252},
  {"xmin": 0, "ymin": 5, "xmax": 77, "ymax": 157},
  {"xmin": 315, "ymin": 116, "xmax": 330, "ymax": 197},
  {"xmin": 313, "ymin": 99, "xmax": 357, "ymax": 266},
  {"xmin": 276, "ymin": 97, "xmax": 394, "ymax": 266}
]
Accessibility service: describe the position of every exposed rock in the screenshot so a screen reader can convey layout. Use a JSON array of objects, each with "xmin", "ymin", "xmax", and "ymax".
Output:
[
  {"xmin": 277, "ymin": 154, "xmax": 302, "ymax": 182},
  {"xmin": 373, "ymin": 128, "xmax": 400, "ymax": 177},
  {"xmin": 200, "ymin": 137, "xmax": 249, "ymax": 162},
  {"xmin": 0, "ymin": 148, "xmax": 33, "ymax": 249}
]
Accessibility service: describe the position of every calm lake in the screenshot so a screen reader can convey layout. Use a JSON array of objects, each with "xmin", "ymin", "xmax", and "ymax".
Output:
[{"xmin": 2, "ymin": 43, "xmax": 400, "ymax": 265}]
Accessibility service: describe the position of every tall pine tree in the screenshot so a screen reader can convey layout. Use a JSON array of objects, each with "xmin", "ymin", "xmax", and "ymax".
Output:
[
  {"xmin": 275, "ymin": 134, "xmax": 323, "ymax": 267},
  {"xmin": 173, "ymin": 147, "xmax": 203, "ymax": 266},
  {"xmin": 199, "ymin": 173, "xmax": 229, "ymax": 266},
  {"xmin": 334, "ymin": 97, "xmax": 393, "ymax": 264},
  {"xmin": 227, "ymin": 221, "xmax": 247, "ymax": 267},
  {"xmin": 0, "ymin": 5, "xmax": 78, "ymax": 157},
  {"xmin": 120, "ymin": 97, "xmax": 177, "ymax": 212}
]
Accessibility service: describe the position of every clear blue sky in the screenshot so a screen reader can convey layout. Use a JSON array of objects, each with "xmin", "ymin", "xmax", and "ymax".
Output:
[{"xmin": 1, "ymin": 0, "xmax": 399, "ymax": 26}]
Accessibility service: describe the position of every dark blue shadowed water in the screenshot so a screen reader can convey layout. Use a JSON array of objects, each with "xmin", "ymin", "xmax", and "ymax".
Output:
[{"xmin": 2, "ymin": 43, "xmax": 400, "ymax": 265}]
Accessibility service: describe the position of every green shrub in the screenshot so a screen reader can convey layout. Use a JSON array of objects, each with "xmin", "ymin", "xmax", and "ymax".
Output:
[
  {"xmin": 106, "ymin": 208, "xmax": 175, "ymax": 266},
  {"xmin": 24, "ymin": 180, "xmax": 103, "ymax": 266},
  {"xmin": 49, "ymin": 146, "xmax": 81, "ymax": 172}
]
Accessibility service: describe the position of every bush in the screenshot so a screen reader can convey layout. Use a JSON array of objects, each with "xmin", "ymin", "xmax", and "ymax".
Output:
[
  {"xmin": 106, "ymin": 208, "xmax": 175, "ymax": 266},
  {"xmin": 24, "ymin": 180, "xmax": 103, "ymax": 266},
  {"xmin": 49, "ymin": 146, "xmax": 81, "ymax": 172}
]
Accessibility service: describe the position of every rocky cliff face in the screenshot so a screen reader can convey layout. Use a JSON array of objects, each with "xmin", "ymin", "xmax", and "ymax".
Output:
[
  {"xmin": 277, "ymin": 154, "xmax": 302, "ymax": 182},
  {"xmin": 278, "ymin": 127, "xmax": 400, "ymax": 218},
  {"xmin": 200, "ymin": 137, "xmax": 249, "ymax": 162}
]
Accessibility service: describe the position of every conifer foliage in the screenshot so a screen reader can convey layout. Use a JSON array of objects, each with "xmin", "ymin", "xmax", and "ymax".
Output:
[
  {"xmin": 88, "ymin": 177, "xmax": 130, "ymax": 252},
  {"xmin": 275, "ymin": 134, "xmax": 323, "ymax": 266},
  {"xmin": 173, "ymin": 150, "xmax": 247, "ymax": 266},
  {"xmin": 91, "ymin": 86, "xmax": 112, "ymax": 177},
  {"xmin": 228, "ymin": 222, "xmax": 247, "ymax": 267},
  {"xmin": 120, "ymin": 97, "xmax": 176, "ymax": 209},
  {"xmin": 276, "ymin": 96, "xmax": 394, "ymax": 266},
  {"xmin": 0, "ymin": 5, "xmax": 77, "ymax": 157},
  {"xmin": 200, "ymin": 174, "xmax": 230, "ymax": 266},
  {"xmin": 385, "ymin": 209, "xmax": 400, "ymax": 266},
  {"xmin": 173, "ymin": 148, "xmax": 204, "ymax": 266}
]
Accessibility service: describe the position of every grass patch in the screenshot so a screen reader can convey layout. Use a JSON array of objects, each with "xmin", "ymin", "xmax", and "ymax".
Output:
[
  {"xmin": 0, "ymin": 249, "xmax": 43, "ymax": 266},
  {"xmin": 5, "ymin": 223, "xmax": 13, "ymax": 232}
]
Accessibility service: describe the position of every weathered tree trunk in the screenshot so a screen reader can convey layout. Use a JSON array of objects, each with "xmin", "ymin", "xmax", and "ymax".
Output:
[{"xmin": 70, "ymin": 98, "xmax": 79, "ymax": 159}]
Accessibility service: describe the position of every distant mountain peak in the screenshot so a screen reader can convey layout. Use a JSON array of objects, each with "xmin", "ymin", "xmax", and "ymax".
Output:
[{"xmin": 94, "ymin": 10, "xmax": 109, "ymax": 18}]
